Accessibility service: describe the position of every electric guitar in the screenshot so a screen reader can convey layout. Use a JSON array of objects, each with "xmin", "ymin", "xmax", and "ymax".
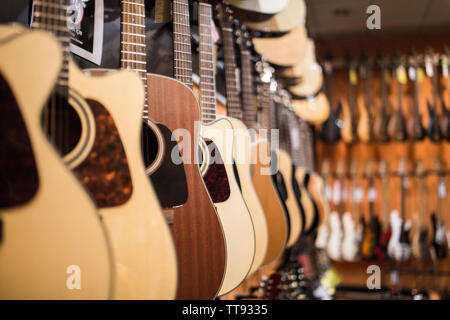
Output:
[
  {"xmin": 374, "ymin": 159, "xmax": 392, "ymax": 260},
  {"xmin": 342, "ymin": 160, "xmax": 363, "ymax": 261},
  {"xmin": 215, "ymin": 10, "xmax": 268, "ymax": 275},
  {"xmin": 431, "ymin": 157, "xmax": 447, "ymax": 260},
  {"xmin": 387, "ymin": 53, "xmax": 407, "ymax": 142},
  {"xmin": 356, "ymin": 51, "xmax": 374, "ymax": 143},
  {"xmin": 412, "ymin": 159, "xmax": 429, "ymax": 260},
  {"xmin": 425, "ymin": 50, "xmax": 441, "ymax": 143},
  {"xmin": 387, "ymin": 157, "xmax": 411, "ymax": 261},
  {"xmin": 373, "ymin": 51, "xmax": 390, "ymax": 143},
  {"xmin": 327, "ymin": 160, "xmax": 345, "ymax": 261},
  {"xmin": 238, "ymin": 35, "xmax": 288, "ymax": 267},
  {"xmin": 33, "ymin": 0, "xmax": 178, "ymax": 299},
  {"xmin": 320, "ymin": 51, "xmax": 342, "ymax": 144},
  {"xmin": 0, "ymin": 25, "xmax": 113, "ymax": 299},
  {"xmin": 406, "ymin": 50, "xmax": 426, "ymax": 141},
  {"xmin": 342, "ymin": 53, "xmax": 358, "ymax": 144},
  {"xmin": 360, "ymin": 160, "xmax": 381, "ymax": 260}
]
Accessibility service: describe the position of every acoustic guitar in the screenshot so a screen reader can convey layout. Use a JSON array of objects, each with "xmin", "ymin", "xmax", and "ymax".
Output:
[
  {"xmin": 406, "ymin": 51, "xmax": 426, "ymax": 141},
  {"xmin": 431, "ymin": 157, "xmax": 447, "ymax": 260},
  {"xmin": 341, "ymin": 53, "xmax": 358, "ymax": 144},
  {"xmin": 374, "ymin": 159, "xmax": 392, "ymax": 260},
  {"xmin": 0, "ymin": 26, "xmax": 113, "ymax": 299},
  {"xmin": 356, "ymin": 51, "xmax": 374, "ymax": 143},
  {"xmin": 387, "ymin": 54, "xmax": 407, "ymax": 142},
  {"xmin": 424, "ymin": 50, "xmax": 441, "ymax": 143},
  {"xmin": 373, "ymin": 51, "xmax": 390, "ymax": 143},
  {"xmin": 213, "ymin": 7, "xmax": 268, "ymax": 276},
  {"xmin": 197, "ymin": 2, "xmax": 256, "ymax": 295},
  {"xmin": 320, "ymin": 51, "xmax": 342, "ymax": 144},
  {"xmin": 238, "ymin": 33, "xmax": 288, "ymax": 267},
  {"xmin": 440, "ymin": 50, "xmax": 450, "ymax": 141},
  {"xmin": 315, "ymin": 160, "xmax": 332, "ymax": 250},
  {"xmin": 412, "ymin": 159, "xmax": 430, "ymax": 260},
  {"xmin": 33, "ymin": 0, "xmax": 177, "ymax": 299},
  {"xmin": 360, "ymin": 160, "xmax": 381, "ymax": 260}
]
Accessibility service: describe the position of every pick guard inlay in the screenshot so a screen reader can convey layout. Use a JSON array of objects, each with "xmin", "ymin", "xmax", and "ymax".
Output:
[
  {"xmin": 202, "ymin": 139, "xmax": 230, "ymax": 203},
  {"xmin": 73, "ymin": 99, "xmax": 132, "ymax": 208},
  {"xmin": 0, "ymin": 73, "xmax": 39, "ymax": 208}
]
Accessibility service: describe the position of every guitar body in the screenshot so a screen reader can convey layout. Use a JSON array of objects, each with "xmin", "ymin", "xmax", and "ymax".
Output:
[
  {"xmin": 320, "ymin": 101, "xmax": 342, "ymax": 144},
  {"xmin": 228, "ymin": 0, "xmax": 290, "ymax": 15},
  {"xmin": 0, "ymin": 27, "xmax": 113, "ymax": 299},
  {"xmin": 341, "ymin": 99, "xmax": 357, "ymax": 144},
  {"xmin": 356, "ymin": 96, "xmax": 372, "ymax": 143},
  {"xmin": 252, "ymin": 139, "xmax": 289, "ymax": 265},
  {"xmin": 387, "ymin": 108, "xmax": 407, "ymax": 142},
  {"xmin": 360, "ymin": 216, "xmax": 381, "ymax": 260},
  {"xmin": 147, "ymin": 74, "xmax": 226, "ymax": 299},
  {"xmin": 227, "ymin": 117, "xmax": 269, "ymax": 275},
  {"xmin": 201, "ymin": 117, "xmax": 255, "ymax": 296},
  {"xmin": 277, "ymin": 149, "xmax": 303, "ymax": 246},
  {"xmin": 373, "ymin": 107, "xmax": 389, "ymax": 142},
  {"xmin": 68, "ymin": 66, "xmax": 177, "ymax": 299},
  {"xmin": 431, "ymin": 212, "xmax": 447, "ymax": 260},
  {"xmin": 406, "ymin": 113, "xmax": 426, "ymax": 141},
  {"xmin": 294, "ymin": 168, "xmax": 317, "ymax": 233},
  {"xmin": 374, "ymin": 227, "xmax": 392, "ymax": 260},
  {"xmin": 326, "ymin": 211, "xmax": 343, "ymax": 261},
  {"xmin": 387, "ymin": 210, "xmax": 411, "ymax": 261},
  {"xmin": 441, "ymin": 100, "xmax": 450, "ymax": 141},
  {"xmin": 426, "ymin": 100, "xmax": 441, "ymax": 143},
  {"xmin": 341, "ymin": 213, "xmax": 360, "ymax": 261}
]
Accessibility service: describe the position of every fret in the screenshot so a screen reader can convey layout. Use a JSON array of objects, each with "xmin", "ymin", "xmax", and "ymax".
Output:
[
  {"xmin": 174, "ymin": 58, "xmax": 192, "ymax": 64},
  {"xmin": 121, "ymin": 22, "xmax": 145, "ymax": 28},
  {"xmin": 122, "ymin": 11, "xmax": 145, "ymax": 18},
  {"xmin": 121, "ymin": 59, "xmax": 147, "ymax": 65},
  {"xmin": 121, "ymin": 31, "xmax": 146, "ymax": 37},
  {"xmin": 122, "ymin": 1, "xmax": 144, "ymax": 6},
  {"xmin": 121, "ymin": 50, "xmax": 147, "ymax": 56}
]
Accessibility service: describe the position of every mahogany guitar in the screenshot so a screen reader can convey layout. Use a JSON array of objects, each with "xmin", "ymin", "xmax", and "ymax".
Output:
[
  {"xmin": 387, "ymin": 54, "xmax": 407, "ymax": 142},
  {"xmin": 33, "ymin": 0, "xmax": 177, "ymax": 299},
  {"xmin": 143, "ymin": 0, "xmax": 227, "ymax": 299},
  {"xmin": 373, "ymin": 51, "xmax": 390, "ymax": 143},
  {"xmin": 406, "ymin": 51, "xmax": 426, "ymax": 141},
  {"xmin": 238, "ymin": 31, "xmax": 288, "ymax": 266},
  {"xmin": 425, "ymin": 51, "xmax": 441, "ymax": 143},
  {"xmin": 320, "ymin": 51, "xmax": 342, "ymax": 144},
  {"xmin": 0, "ymin": 26, "xmax": 113, "ymax": 299}
]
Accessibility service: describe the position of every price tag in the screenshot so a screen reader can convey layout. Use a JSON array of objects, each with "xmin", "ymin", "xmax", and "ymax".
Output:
[
  {"xmin": 438, "ymin": 181, "xmax": 447, "ymax": 198},
  {"xmin": 397, "ymin": 65, "xmax": 407, "ymax": 84},
  {"xmin": 368, "ymin": 187, "xmax": 377, "ymax": 202},
  {"xmin": 349, "ymin": 69, "xmax": 358, "ymax": 85}
]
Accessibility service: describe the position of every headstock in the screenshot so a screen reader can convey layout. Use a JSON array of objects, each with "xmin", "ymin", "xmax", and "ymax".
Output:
[
  {"xmin": 256, "ymin": 59, "xmax": 274, "ymax": 84},
  {"xmin": 424, "ymin": 47, "xmax": 438, "ymax": 77},
  {"xmin": 215, "ymin": 1, "xmax": 233, "ymax": 30},
  {"xmin": 235, "ymin": 22, "xmax": 252, "ymax": 52}
]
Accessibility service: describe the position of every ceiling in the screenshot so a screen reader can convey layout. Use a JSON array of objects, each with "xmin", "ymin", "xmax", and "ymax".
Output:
[{"xmin": 306, "ymin": 0, "xmax": 450, "ymax": 39}]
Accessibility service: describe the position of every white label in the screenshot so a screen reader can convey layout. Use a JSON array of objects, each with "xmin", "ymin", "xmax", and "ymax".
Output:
[
  {"xmin": 368, "ymin": 187, "xmax": 377, "ymax": 202},
  {"xmin": 353, "ymin": 187, "xmax": 364, "ymax": 203},
  {"xmin": 438, "ymin": 181, "xmax": 447, "ymax": 198}
]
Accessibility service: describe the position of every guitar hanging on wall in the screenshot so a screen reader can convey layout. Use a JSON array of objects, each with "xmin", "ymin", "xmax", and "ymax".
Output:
[
  {"xmin": 425, "ymin": 49, "xmax": 441, "ymax": 143},
  {"xmin": 373, "ymin": 50, "xmax": 390, "ymax": 143}
]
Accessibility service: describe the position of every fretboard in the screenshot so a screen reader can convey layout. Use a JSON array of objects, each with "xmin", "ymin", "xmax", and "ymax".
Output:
[
  {"xmin": 172, "ymin": 0, "xmax": 193, "ymax": 88},
  {"xmin": 198, "ymin": 1, "xmax": 216, "ymax": 124},
  {"xmin": 221, "ymin": 27, "xmax": 242, "ymax": 119},
  {"xmin": 120, "ymin": 0, "xmax": 148, "ymax": 116},
  {"xmin": 240, "ymin": 48, "xmax": 258, "ymax": 129},
  {"xmin": 32, "ymin": 0, "xmax": 70, "ymax": 94}
]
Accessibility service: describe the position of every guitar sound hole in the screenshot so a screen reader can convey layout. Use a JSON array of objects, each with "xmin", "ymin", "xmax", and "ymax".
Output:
[
  {"xmin": 0, "ymin": 73, "xmax": 39, "ymax": 208},
  {"xmin": 142, "ymin": 123, "xmax": 159, "ymax": 168},
  {"xmin": 41, "ymin": 94, "xmax": 82, "ymax": 156}
]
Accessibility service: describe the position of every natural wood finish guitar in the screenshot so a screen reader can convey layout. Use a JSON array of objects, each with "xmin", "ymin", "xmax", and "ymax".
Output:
[
  {"xmin": 0, "ymin": 26, "xmax": 113, "ymax": 299},
  {"xmin": 33, "ymin": 0, "xmax": 177, "ymax": 299},
  {"xmin": 356, "ymin": 52, "xmax": 374, "ymax": 143}
]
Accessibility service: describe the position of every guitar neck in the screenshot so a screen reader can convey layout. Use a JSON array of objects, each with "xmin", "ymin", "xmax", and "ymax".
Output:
[
  {"xmin": 240, "ymin": 48, "xmax": 257, "ymax": 130},
  {"xmin": 32, "ymin": 0, "xmax": 70, "ymax": 95},
  {"xmin": 172, "ymin": 0, "xmax": 193, "ymax": 88},
  {"xmin": 380, "ymin": 67, "xmax": 388, "ymax": 115},
  {"xmin": 120, "ymin": 0, "xmax": 148, "ymax": 116},
  {"xmin": 198, "ymin": 1, "xmax": 217, "ymax": 124},
  {"xmin": 221, "ymin": 26, "xmax": 243, "ymax": 119},
  {"xmin": 381, "ymin": 177, "xmax": 390, "ymax": 229}
]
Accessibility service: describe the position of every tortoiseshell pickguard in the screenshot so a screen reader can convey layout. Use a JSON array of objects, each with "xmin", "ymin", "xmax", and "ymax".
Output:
[
  {"xmin": 73, "ymin": 99, "xmax": 132, "ymax": 208},
  {"xmin": 201, "ymin": 139, "xmax": 230, "ymax": 203},
  {"xmin": 0, "ymin": 73, "xmax": 39, "ymax": 208}
]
